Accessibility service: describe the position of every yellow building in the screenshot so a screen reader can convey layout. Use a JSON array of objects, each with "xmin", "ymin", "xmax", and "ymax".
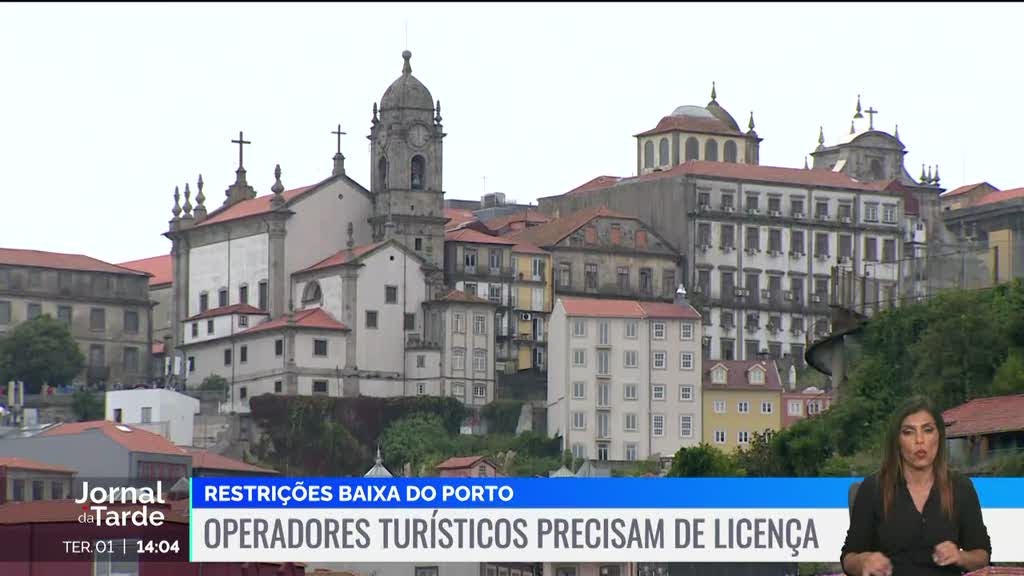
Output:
[
  {"xmin": 701, "ymin": 359, "xmax": 782, "ymax": 453},
  {"xmin": 511, "ymin": 241, "xmax": 552, "ymax": 372}
]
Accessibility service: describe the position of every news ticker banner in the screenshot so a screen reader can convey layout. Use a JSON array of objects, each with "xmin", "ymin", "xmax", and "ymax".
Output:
[{"xmin": 190, "ymin": 477, "xmax": 1024, "ymax": 563}]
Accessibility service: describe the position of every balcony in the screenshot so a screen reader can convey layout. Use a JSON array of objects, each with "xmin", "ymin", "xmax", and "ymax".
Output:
[{"xmin": 457, "ymin": 265, "xmax": 514, "ymax": 279}]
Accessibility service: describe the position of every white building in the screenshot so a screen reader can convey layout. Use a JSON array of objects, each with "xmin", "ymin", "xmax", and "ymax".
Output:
[
  {"xmin": 548, "ymin": 292, "xmax": 703, "ymax": 463},
  {"xmin": 105, "ymin": 388, "xmax": 200, "ymax": 446}
]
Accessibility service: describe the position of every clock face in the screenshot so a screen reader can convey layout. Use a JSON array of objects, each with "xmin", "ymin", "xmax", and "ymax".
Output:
[{"xmin": 409, "ymin": 124, "xmax": 429, "ymax": 148}]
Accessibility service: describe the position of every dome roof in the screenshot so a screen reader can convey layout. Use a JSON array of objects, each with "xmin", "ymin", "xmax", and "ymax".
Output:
[
  {"xmin": 380, "ymin": 50, "xmax": 434, "ymax": 112},
  {"xmin": 706, "ymin": 100, "xmax": 740, "ymax": 132},
  {"xmin": 671, "ymin": 105, "xmax": 716, "ymax": 119}
]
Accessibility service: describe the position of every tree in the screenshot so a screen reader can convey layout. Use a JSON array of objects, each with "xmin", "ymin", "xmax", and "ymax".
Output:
[
  {"xmin": 992, "ymin": 349, "xmax": 1024, "ymax": 396},
  {"xmin": 0, "ymin": 315, "xmax": 85, "ymax": 394},
  {"xmin": 200, "ymin": 374, "xmax": 228, "ymax": 392},
  {"xmin": 666, "ymin": 443, "xmax": 743, "ymax": 477},
  {"xmin": 381, "ymin": 414, "xmax": 452, "ymax": 474},
  {"xmin": 71, "ymin": 389, "xmax": 104, "ymax": 421}
]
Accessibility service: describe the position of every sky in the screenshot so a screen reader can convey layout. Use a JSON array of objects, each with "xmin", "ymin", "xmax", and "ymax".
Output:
[{"xmin": 2, "ymin": 2, "xmax": 1022, "ymax": 265}]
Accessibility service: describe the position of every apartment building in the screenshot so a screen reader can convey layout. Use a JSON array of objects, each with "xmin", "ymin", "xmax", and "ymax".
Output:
[
  {"xmin": 701, "ymin": 359, "xmax": 783, "ymax": 453},
  {"xmin": 548, "ymin": 292, "xmax": 703, "ymax": 463}
]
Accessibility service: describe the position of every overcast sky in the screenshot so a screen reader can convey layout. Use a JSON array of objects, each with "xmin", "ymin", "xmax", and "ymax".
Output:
[{"xmin": 2, "ymin": 2, "xmax": 1021, "ymax": 264}]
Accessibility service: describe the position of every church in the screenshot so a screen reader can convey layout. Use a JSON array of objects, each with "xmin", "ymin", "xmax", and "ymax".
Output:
[{"xmin": 164, "ymin": 51, "xmax": 498, "ymax": 413}]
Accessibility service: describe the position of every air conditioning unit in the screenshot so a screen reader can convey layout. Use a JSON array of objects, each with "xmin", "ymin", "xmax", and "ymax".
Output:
[
  {"xmin": 817, "ymin": 213, "xmax": 830, "ymax": 220},
  {"xmin": 699, "ymin": 204, "xmax": 710, "ymax": 212},
  {"xmin": 723, "ymin": 205, "xmax": 735, "ymax": 213},
  {"xmin": 792, "ymin": 212, "xmax": 805, "ymax": 219},
  {"xmin": 769, "ymin": 210, "xmax": 781, "ymax": 217},
  {"xmin": 769, "ymin": 250, "xmax": 781, "ymax": 257},
  {"xmin": 521, "ymin": 313, "xmax": 532, "ymax": 321},
  {"xmin": 721, "ymin": 245, "xmax": 735, "ymax": 252},
  {"xmin": 761, "ymin": 289, "xmax": 771, "ymax": 300},
  {"xmin": 841, "ymin": 216, "xmax": 852, "ymax": 224},
  {"xmin": 815, "ymin": 253, "xmax": 830, "ymax": 261},
  {"xmin": 702, "ymin": 336, "xmax": 712, "ymax": 345},
  {"xmin": 747, "ymin": 208, "xmax": 760, "ymax": 216},
  {"xmin": 734, "ymin": 288, "xmax": 746, "ymax": 298},
  {"xmin": 811, "ymin": 294, "xmax": 823, "ymax": 303},
  {"xmin": 745, "ymin": 248, "xmax": 759, "ymax": 255},
  {"xmin": 784, "ymin": 291, "xmax": 794, "ymax": 301},
  {"xmin": 790, "ymin": 327, "xmax": 804, "ymax": 335}
]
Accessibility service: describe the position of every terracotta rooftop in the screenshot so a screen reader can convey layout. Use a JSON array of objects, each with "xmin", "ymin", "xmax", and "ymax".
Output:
[
  {"xmin": 185, "ymin": 448, "xmax": 278, "ymax": 475},
  {"xmin": 444, "ymin": 208, "xmax": 478, "ymax": 231},
  {"xmin": 297, "ymin": 241, "xmax": 388, "ymax": 274},
  {"xmin": 117, "ymin": 254, "xmax": 172, "ymax": 287},
  {"xmin": 445, "ymin": 228, "xmax": 518, "ymax": 245},
  {"xmin": 940, "ymin": 182, "xmax": 992, "ymax": 198},
  {"xmin": 483, "ymin": 209, "xmax": 550, "ymax": 232},
  {"xmin": 0, "ymin": 248, "xmax": 151, "ymax": 276},
  {"xmin": 238, "ymin": 307, "xmax": 348, "ymax": 336},
  {"xmin": 39, "ymin": 421, "xmax": 189, "ymax": 457},
  {"xmin": 509, "ymin": 205, "xmax": 635, "ymax": 248},
  {"xmin": 433, "ymin": 289, "xmax": 494, "ymax": 305},
  {"xmin": 634, "ymin": 114, "xmax": 743, "ymax": 138},
  {"xmin": 703, "ymin": 359, "xmax": 783, "ymax": 392},
  {"xmin": 436, "ymin": 455, "xmax": 494, "ymax": 470},
  {"xmin": 0, "ymin": 457, "xmax": 76, "ymax": 474},
  {"xmin": 195, "ymin": 185, "xmax": 318, "ymax": 227},
  {"xmin": 186, "ymin": 303, "xmax": 267, "ymax": 322},
  {"xmin": 974, "ymin": 187, "xmax": 1024, "ymax": 207},
  {"xmin": 512, "ymin": 241, "xmax": 549, "ymax": 255},
  {"xmin": 943, "ymin": 394, "xmax": 1024, "ymax": 438},
  {"xmin": 559, "ymin": 296, "xmax": 700, "ymax": 320},
  {"xmin": 0, "ymin": 500, "xmax": 188, "ymax": 525}
]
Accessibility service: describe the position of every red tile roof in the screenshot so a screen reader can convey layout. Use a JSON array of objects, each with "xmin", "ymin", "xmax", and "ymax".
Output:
[
  {"xmin": 445, "ymin": 228, "xmax": 518, "ymax": 245},
  {"xmin": 0, "ymin": 457, "xmax": 76, "ymax": 474},
  {"xmin": 185, "ymin": 448, "xmax": 278, "ymax": 474},
  {"xmin": 559, "ymin": 296, "xmax": 700, "ymax": 320},
  {"xmin": 0, "ymin": 500, "xmax": 188, "ymax": 525},
  {"xmin": 238, "ymin": 307, "xmax": 348, "ymax": 336},
  {"xmin": 509, "ymin": 205, "xmax": 635, "ymax": 248},
  {"xmin": 561, "ymin": 160, "xmax": 890, "ymax": 198},
  {"xmin": 483, "ymin": 210, "xmax": 550, "ymax": 232},
  {"xmin": 435, "ymin": 455, "xmax": 494, "ymax": 470},
  {"xmin": 298, "ymin": 241, "xmax": 388, "ymax": 274},
  {"xmin": 117, "ymin": 254, "xmax": 173, "ymax": 287},
  {"xmin": 512, "ymin": 241, "xmax": 549, "ymax": 255},
  {"xmin": 974, "ymin": 187, "xmax": 1024, "ymax": 207},
  {"xmin": 444, "ymin": 208, "xmax": 478, "ymax": 230},
  {"xmin": 0, "ymin": 248, "xmax": 151, "ymax": 276},
  {"xmin": 940, "ymin": 182, "xmax": 995, "ymax": 198},
  {"xmin": 703, "ymin": 360, "xmax": 783, "ymax": 391},
  {"xmin": 433, "ymin": 289, "xmax": 495, "ymax": 305},
  {"xmin": 186, "ymin": 303, "xmax": 268, "ymax": 322},
  {"xmin": 634, "ymin": 115, "xmax": 742, "ymax": 138},
  {"xmin": 195, "ymin": 185, "xmax": 317, "ymax": 227},
  {"xmin": 39, "ymin": 421, "xmax": 189, "ymax": 457},
  {"xmin": 943, "ymin": 394, "xmax": 1024, "ymax": 438}
]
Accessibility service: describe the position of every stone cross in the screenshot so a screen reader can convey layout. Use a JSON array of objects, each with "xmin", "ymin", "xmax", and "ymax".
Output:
[
  {"xmin": 231, "ymin": 131, "xmax": 251, "ymax": 169},
  {"xmin": 332, "ymin": 124, "xmax": 347, "ymax": 155},
  {"xmin": 865, "ymin": 107, "xmax": 879, "ymax": 130}
]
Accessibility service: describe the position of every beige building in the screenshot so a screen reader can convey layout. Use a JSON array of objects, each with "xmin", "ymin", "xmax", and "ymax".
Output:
[
  {"xmin": 118, "ymin": 253, "xmax": 173, "ymax": 377},
  {"xmin": 548, "ymin": 293, "xmax": 703, "ymax": 463},
  {"xmin": 422, "ymin": 289, "xmax": 499, "ymax": 407},
  {"xmin": 701, "ymin": 359, "xmax": 782, "ymax": 453},
  {"xmin": 0, "ymin": 248, "xmax": 153, "ymax": 386},
  {"xmin": 511, "ymin": 241, "xmax": 552, "ymax": 372},
  {"xmin": 0, "ymin": 457, "xmax": 75, "ymax": 503}
]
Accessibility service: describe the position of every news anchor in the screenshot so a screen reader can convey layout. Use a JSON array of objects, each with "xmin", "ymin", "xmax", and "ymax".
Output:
[{"xmin": 841, "ymin": 396, "xmax": 991, "ymax": 576}]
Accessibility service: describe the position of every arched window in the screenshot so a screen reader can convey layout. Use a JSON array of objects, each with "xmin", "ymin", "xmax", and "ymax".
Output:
[
  {"xmin": 659, "ymin": 138, "xmax": 670, "ymax": 166},
  {"xmin": 301, "ymin": 281, "xmax": 322, "ymax": 306},
  {"xmin": 704, "ymin": 139, "xmax": 719, "ymax": 162},
  {"xmin": 411, "ymin": 155, "xmax": 426, "ymax": 190},
  {"xmin": 685, "ymin": 137, "xmax": 699, "ymax": 161},
  {"xmin": 643, "ymin": 141, "xmax": 654, "ymax": 168},
  {"xmin": 870, "ymin": 158, "xmax": 884, "ymax": 181},
  {"xmin": 723, "ymin": 140, "xmax": 738, "ymax": 163},
  {"xmin": 377, "ymin": 157, "xmax": 388, "ymax": 189}
]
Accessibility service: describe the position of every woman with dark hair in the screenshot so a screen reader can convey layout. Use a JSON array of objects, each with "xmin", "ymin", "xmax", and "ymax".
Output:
[{"xmin": 841, "ymin": 396, "xmax": 991, "ymax": 576}]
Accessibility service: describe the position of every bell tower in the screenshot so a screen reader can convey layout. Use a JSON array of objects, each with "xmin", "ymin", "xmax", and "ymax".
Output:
[{"xmin": 368, "ymin": 50, "xmax": 447, "ymax": 275}]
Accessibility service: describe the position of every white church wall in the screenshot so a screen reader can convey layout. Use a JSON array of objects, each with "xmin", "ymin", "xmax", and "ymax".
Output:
[
  {"xmin": 285, "ymin": 179, "xmax": 373, "ymax": 278},
  {"xmin": 189, "ymin": 234, "xmax": 269, "ymax": 316},
  {"xmin": 293, "ymin": 274, "xmax": 343, "ymax": 322},
  {"xmin": 355, "ymin": 245, "xmax": 427, "ymax": 374},
  {"xmin": 359, "ymin": 378, "xmax": 407, "ymax": 398}
]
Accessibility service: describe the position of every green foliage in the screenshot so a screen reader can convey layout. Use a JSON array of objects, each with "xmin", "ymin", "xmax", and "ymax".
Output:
[
  {"xmin": 667, "ymin": 443, "xmax": 743, "ymax": 477},
  {"xmin": 71, "ymin": 389, "xmax": 104, "ymax": 421},
  {"xmin": 381, "ymin": 414, "xmax": 453, "ymax": 474},
  {"xmin": 482, "ymin": 400, "xmax": 525, "ymax": 435},
  {"xmin": 0, "ymin": 315, "xmax": 85, "ymax": 394},
  {"xmin": 992, "ymin": 349, "xmax": 1024, "ymax": 396},
  {"xmin": 200, "ymin": 374, "xmax": 228, "ymax": 392},
  {"xmin": 614, "ymin": 458, "xmax": 664, "ymax": 477}
]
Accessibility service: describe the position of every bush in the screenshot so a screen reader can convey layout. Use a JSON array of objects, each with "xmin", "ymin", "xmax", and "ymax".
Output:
[
  {"xmin": 482, "ymin": 400, "xmax": 525, "ymax": 434},
  {"xmin": 200, "ymin": 374, "xmax": 228, "ymax": 392}
]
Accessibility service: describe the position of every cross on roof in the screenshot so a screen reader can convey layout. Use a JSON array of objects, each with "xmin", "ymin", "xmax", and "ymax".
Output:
[
  {"xmin": 231, "ymin": 131, "xmax": 251, "ymax": 169},
  {"xmin": 332, "ymin": 124, "xmax": 347, "ymax": 155},
  {"xmin": 865, "ymin": 106, "xmax": 879, "ymax": 130}
]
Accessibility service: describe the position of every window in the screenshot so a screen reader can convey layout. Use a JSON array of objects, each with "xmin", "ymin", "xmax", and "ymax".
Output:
[
  {"xmin": 679, "ymin": 385, "xmax": 693, "ymax": 401},
  {"xmin": 680, "ymin": 322, "xmax": 693, "ymax": 340},
  {"xmin": 532, "ymin": 257, "xmax": 545, "ymax": 280},
  {"xmin": 414, "ymin": 238, "xmax": 423, "ymax": 251},
  {"xmin": 275, "ymin": 339, "xmax": 283, "ymax": 356},
  {"xmin": 489, "ymin": 249, "xmax": 501, "ymax": 271},
  {"xmin": 724, "ymin": 140, "xmax": 738, "ymax": 162},
  {"xmin": 187, "ymin": 357, "xmax": 195, "ymax": 372},
  {"xmin": 238, "ymin": 315, "xmax": 248, "ymax": 328},
  {"xmin": 123, "ymin": 347, "xmax": 139, "ymax": 373},
  {"xmin": 815, "ymin": 233, "xmax": 829, "ymax": 256},
  {"xmin": 713, "ymin": 400, "xmax": 726, "ymax": 414},
  {"xmin": 453, "ymin": 349, "xmax": 466, "ymax": 370},
  {"xmin": 721, "ymin": 338, "xmax": 735, "ymax": 360},
  {"xmin": 597, "ymin": 382, "xmax": 610, "ymax": 407},
  {"xmin": 767, "ymin": 196, "xmax": 781, "ymax": 213},
  {"xmin": 639, "ymin": 268, "xmax": 653, "ymax": 295},
  {"xmin": 679, "ymin": 352, "xmax": 694, "ymax": 370},
  {"xmin": 597, "ymin": 350, "xmax": 610, "ymax": 375},
  {"xmin": 486, "ymin": 284, "xmax": 502, "ymax": 303},
  {"xmin": 597, "ymin": 444, "xmax": 609, "ymax": 461},
  {"xmin": 616, "ymin": 266, "xmax": 629, "ymax": 291},
  {"xmin": 662, "ymin": 269, "xmax": 676, "ymax": 297},
  {"xmin": 573, "ymin": 319, "xmax": 586, "ymax": 337},
  {"xmin": 258, "ymin": 280, "xmax": 268, "ymax": 310},
  {"xmin": 454, "ymin": 313, "xmax": 465, "ymax": 333},
  {"xmin": 239, "ymin": 284, "xmax": 248, "ymax": 304},
  {"xmin": 113, "ymin": 408, "xmax": 123, "ymax": 423},
  {"xmin": 808, "ymin": 400, "xmax": 821, "ymax": 415},
  {"xmin": 199, "ymin": 292, "xmax": 209, "ymax": 313},
  {"xmin": 207, "ymin": 319, "xmax": 214, "ymax": 335},
  {"xmin": 721, "ymin": 224, "xmax": 735, "ymax": 248},
  {"xmin": 313, "ymin": 380, "xmax": 328, "ymax": 395},
  {"xmin": 624, "ymin": 383, "xmax": 638, "ymax": 400},
  {"xmin": 737, "ymin": 431, "xmax": 750, "ymax": 444},
  {"xmin": 366, "ymin": 310, "xmax": 378, "ymax": 329},
  {"xmin": 791, "ymin": 230, "xmax": 805, "ymax": 254},
  {"xmin": 864, "ymin": 203, "xmax": 879, "ymax": 222},
  {"xmin": 473, "ymin": 314, "xmax": 486, "ymax": 335},
  {"xmin": 652, "ymin": 384, "xmax": 665, "ymax": 400},
  {"xmin": 711, "ymin": 366, "xmax": 727, "ymax": 385},
  {"xmin": 816, "ymin": 201, "xmax": 829, "ymax": 218},
  {"xmin": 90, "ymin": 308, "xmax": 106, "ymax": 331},
  {"xmin": 404, "ymin": 313, "xmax": 416, "ymax": 331},
  {"xmin": 415, "ymin": 568, "xmax": 438, "ymax": 576},
  {"xmin": 572, "ymin": 349, "xmax": 586, "ymax": 367},
  {"xmin": 652, "ymin": 351, "xmax": 667, "ymax": 369},
  {"xmin": 714, "ymin": 430, "xmax": 726, "ymax": 444},
  {"xmin": 557, "ymin": 262, "xmax": 571, "ymax": 288},
  {"xmin": 704, "ymin": 139, "xmax": 719, "ymax": 161},
  {"xmin": 473, "ymin": 349, "xmax": 487, "ymax": 372},
  {"xmin": 865, "ymin": 237, "xmax": 878, "ymax": 262},
  {"xmin": 625, "ymin": 321, "xmax": 637, "ymax": 338},
  {"xmin": 761, "ymin": 401, "xmax": 774, "ymax": 414},
  {"xmin": 51, "ymin": 481, "xmax": 64, "ymax": 500},
  {"xmin": 737, "ymin": 401, "xmax": 750, "ymax": 414},
  {"xmin": 789, "ymin": 400, "xmax": 803, "ymax": 416},
  {"xmin": 839, "ymin": 235, "xmax": 853, "ymax": 259},
  {"xmin": 473, "ymin": 384, "xmax": 486, "ymax": 398},
  {"xmin": 745, "ymin": 195, "xmax": 759, "ymax": 212},
  {"xmin": 223, "ymin": 348, "xmax": 232, "ymax": 366},
  {"xmin": 652, "ymin": 414, "xmax": 665, "ymax": 437},
  {"xmin": 883, "ymin": 239, "xmax": 896, "ymax": 262},
  {"xmin": 386, "ymin": 286, "xmax": 398, "ymax": 303},
  {"xmin": 685, "ymin": 137, "xmax": 699, "ymax": 161},
  {"xmin": 218, "ymin": 288, "xmax": 228, "ymax": 307},
  {"xmin": 584, "ymin": 263, "xmax": 598, "ymax": 291},
  {"xmin": 464, "ymin": 248, "xmax": 478, "ymax": 273},
  {"xmin": 643, "ymin": 140, "xmax": 654, "ymax": 168},
  {"xmin": 745, "ymin": 226, "xmax": 760, "ymax": 251},
  {"xmin": 411, "ymin": 155, "xmax": 426, "ymax": 189},
  {"xmin": 653, "ymin": 322, "xmax": 666, "ymax": 339},
  {"xmin": 572, "ymin": 411, "xmax": 586, "ymax": 430},
  {"xmin": 624, "ymin": 412, "xmax": 638, "ymax": 431},
  {"xmin": 572, "ymin": 381, "xmax": 586, "ymax": 399},
  {"xmin": 532, "ymin": 287, "xmax": 545, "ymax": 310},
  {"xmin": 570, "ymin": 444, "xmax": 585, "ymax": 461},
  {"xmin": 838, "ymin": 203, "xmax": 853, "ymax": 220},
  {"xmin": 122, "ymin": 310, "xmax": 139, "ymax": 334},
  {"xmin": 658, "ymin": 137, "xmax": 670, "ymax": 166},
  {"xmin": 12, "ymin": 479, "xmax": 24, "ymax": 501},
  {"xmin": 0, "ymin": 300, "xmax": 9, "ymax": 324},
  {"xmin": 416, "ymin": 383, "xmax": 426, "ymax": 395},
  {"xmin": 679, "ymin": 415, "xmax": 693, "ymax": 438},
  {"xmin": 883, "ymin": 204, "xmax": 897, "ymax": 224},
  {"xmin": 624, "ymin": 350, "xmax": 638, "ymax": 368},
  {"xmin": 274, "ymin": 381, "xmax": 283, "ymax": 393},
  {"xmin": 313, "ymin": 339, "xmax": 328, "ymax": 356},
  {"xmin": 625, "ymin": 442, "xmax": 638, "ymax": 462},
  {"xmin": 768, "ymin": 229, "xmax": 782, "ymax": 253},
  {"xmin": 598, "ymin": 321, "xmax": 609, "ymax": 344},
  {"xmin": 27, "ymin": 302, "xmax": 42, "ymax": 319},
  {"xmin": 416, "ymin": 355, "xmax": 425, "ymax": 368},
  {"xmin": 814, "ymin": 277, "xmax": 829, "ymax": 299},
  {"xmin": 140, "ymin": 406, "xmax": 152, "ymax": 423}
]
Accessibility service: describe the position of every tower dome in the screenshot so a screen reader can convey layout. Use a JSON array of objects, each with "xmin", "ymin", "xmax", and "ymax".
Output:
[
  {"xmin": 380, "ymin": 50, "xmax": 434, "ymax": 112},
  {"xmin": 705, "ymin": 82, "xmax": 740, "ymax": 132}
]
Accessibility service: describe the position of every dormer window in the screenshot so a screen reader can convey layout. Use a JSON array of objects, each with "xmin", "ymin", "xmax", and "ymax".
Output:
[
  {"xmin": 302, "ymin": 281, "xmax": 323, "ymax": 306},
  {"xmin": 748, "ymin": 366, "xmax": 765, "ymax": 385},
  {"xmin": 711, "ymin": 365, "xmax": 727, "ymax": 385}
]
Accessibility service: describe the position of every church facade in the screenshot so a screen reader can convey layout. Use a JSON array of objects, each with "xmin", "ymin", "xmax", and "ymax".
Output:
[{"xmin": 164, "ymin": 51, "xmax": 496, "ymax": 412}]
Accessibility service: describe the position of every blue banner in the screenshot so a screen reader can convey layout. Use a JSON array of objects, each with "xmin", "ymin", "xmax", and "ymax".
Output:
[{"xmin": 190, "ymin": 477, "xmax": 1024, "ymax": 509}]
